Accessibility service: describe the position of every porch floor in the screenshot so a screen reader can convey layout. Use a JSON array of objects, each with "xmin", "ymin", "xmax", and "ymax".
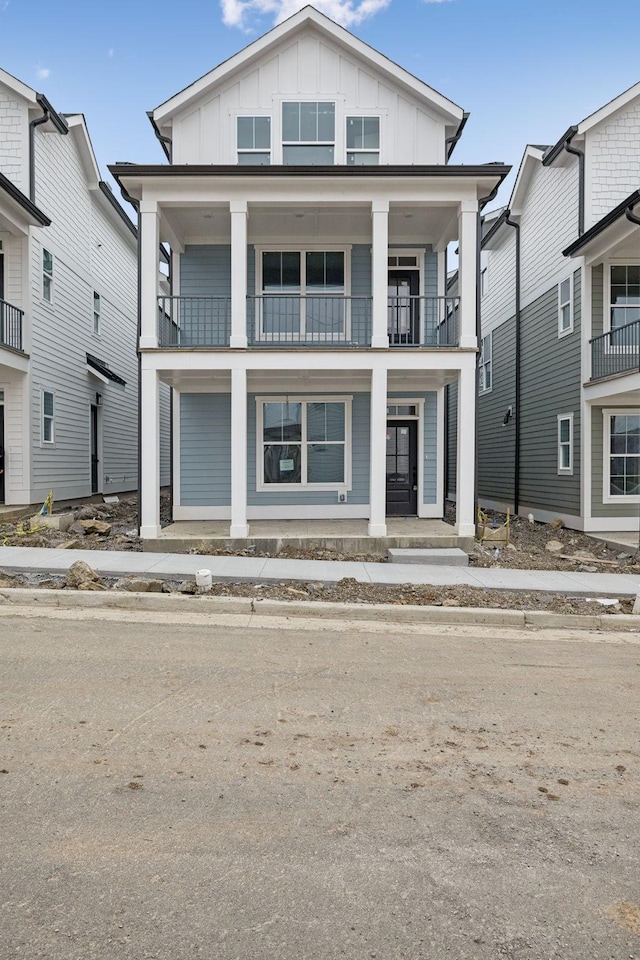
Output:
[{"xmin": 145, "ymin": 517, "xmax": 472, "ymax": 555}]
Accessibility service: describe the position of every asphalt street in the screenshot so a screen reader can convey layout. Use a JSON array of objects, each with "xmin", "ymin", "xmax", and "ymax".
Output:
[{"xmin": 1, "ymin": 608, "xmax": 639, "ymax": 959}]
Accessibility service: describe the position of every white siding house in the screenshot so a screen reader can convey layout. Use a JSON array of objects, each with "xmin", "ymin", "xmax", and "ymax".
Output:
[
  {"xmin": 478, "ymin": 84, "xmax": 640, "ymax": 533},
  {"xmin": 112, "ymin": 6, "xmax": 508, "ymax": 543},
  {"xmin": 0, "ymin": 69, "xmax": 165, "ymax": 505}
]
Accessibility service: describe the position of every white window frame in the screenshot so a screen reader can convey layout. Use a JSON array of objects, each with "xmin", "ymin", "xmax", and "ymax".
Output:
[
  {"xmin": 345, "ymin": 115, "xmax": 380, "ymax": 165},
  {"xmin": 256, "ymin": 395, "xmax": 352, "ymax": 492},
  {"xmin": 278, "ymin": 98, "xmax": 341, "ymax": 165},
  {"xmin": 479, "ymin": 332, "xmax": 492, "ymax": 393},
  {"xmin": 558, "ymin": 275, "xmax": 573, "ymax": 337},
  {"xmin": 557, "ymin": 413, "xmax": 573, "ymax": 475},
  {"xmin": 236, "ymin": 115, "xmax": 271, "ymax": 165},
  {"xmin": 480, "ymin": 251, "xmax": 489, "ymax": 299},
  {"xmin": 603, "ymin": 408, "xmax": 640, "ymax": 503},
  {"xmin": 93, "ymin": 291, "xmax": 101, "ymax": 335},
  {"xmin": 42, "ymin": 248, "xmax": 53, "ymax": 303},
  {"xmin": 254, "ymin": 244, "xmax": 351, "ymax": 342},
  {"xmin": 42, "ymin": 389, "xmax": 55, "ymax": 445},
  {"xmin": 605, "ymin": 260, "xmax": 640, "ymax": 352}
]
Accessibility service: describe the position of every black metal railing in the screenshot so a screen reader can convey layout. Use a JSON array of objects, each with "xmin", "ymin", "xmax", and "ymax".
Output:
[
  {"xmin": 157, "ymin": 296, "xmax": 231, "ymax": 346},
  {"xmin": 248, "ymin": 295, "xmax": 371, "ymax": 346},
  {"xmin": 590, "ymin": 319, "xmax": 640, "ymax": 381},
  {"xmin": 0, "ymin": 298, "xmax": 24, "ymax": 352},
  {"xmin": 387, "ymin": 296, "xmax": 459, "ymax": 346}
]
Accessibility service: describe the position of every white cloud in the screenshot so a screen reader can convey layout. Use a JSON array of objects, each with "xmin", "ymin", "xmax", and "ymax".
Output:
[
  {"xmin": 108, "ymin": 48, "xmax": 115, "ymax": 58},
  {"xmin": 221, "ymin": 0, "xmax": 390, "ymax": 31},
  {"xmin": 36, "ymin": 66, "xmax": 51, "ymax": 79},
  {"xmin": 0, "ymin": 1, "xmax": 10, "ymax": 12}
]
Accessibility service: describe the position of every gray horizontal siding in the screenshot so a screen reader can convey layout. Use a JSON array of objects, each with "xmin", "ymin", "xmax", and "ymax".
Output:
[
  {"xmin": 180, "ymin": 245, "xmax": 231, "ymax": 297},
  {"xmin": 592, "ymin": 264, "xmax": 604, "ymax": 339},
  {"xmin": 478, "ymin": 317, "xmax": 516, "ymax": 506},
  {"xmin": 180, "ymin": 393, "xmax": 231, "ymax": 506},
  {"xmin": 591, "ymin": 406, "xmax": 640, "ymax": 518},
  {"xmin": 445, "ymin": 382, "xmax": 457, "ymax": 499}
]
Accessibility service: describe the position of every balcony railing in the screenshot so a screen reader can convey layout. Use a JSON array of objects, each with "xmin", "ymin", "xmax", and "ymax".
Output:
[
  {"xmin": 590, "ymin": 319, "xmax": 640, "ymax": 381},
  {"xmin": 157, "ymin": 295, "xmax": 460, "ymax": 348},
  {"xmin": 0, "ymin": 298, "xmax": 24, "ymax": 352}
]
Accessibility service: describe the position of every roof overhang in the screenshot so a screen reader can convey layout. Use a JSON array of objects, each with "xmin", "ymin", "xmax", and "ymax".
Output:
[
  {"xmin": 509, "ymin": 146, "xmax": 545, "ymax": 216},
  {"xmin": 577, "ymin": 80, "xmax": 640, "ymax": 135},
  {"xmin": 0, "ymin": 171, "xmax": 51, "ymax": 230},
  {"xmin": 86, "ymin": 354, "xmax": 127, "ymax": 386},
  {"xmin": 563, "ymin": 190, "xmax": 640, "ymax": 263}
]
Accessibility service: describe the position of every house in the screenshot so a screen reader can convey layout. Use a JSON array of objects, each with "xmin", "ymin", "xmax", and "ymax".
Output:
[
  {"xmin": 110, "ymin": 5, "xmax": 509, "ymax": 543},
  {"xmin": 476, "ymin": 85, "xmax": 640, "ymax": 534},
  {"xmin": 0, "ymin": 69, "xmax": 169, "ymax": 507}
]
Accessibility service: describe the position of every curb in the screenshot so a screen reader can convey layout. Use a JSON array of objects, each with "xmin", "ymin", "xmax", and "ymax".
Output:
[{"xmin": 0, "ymin": 588, "xmax": 639, "ymax": 632}]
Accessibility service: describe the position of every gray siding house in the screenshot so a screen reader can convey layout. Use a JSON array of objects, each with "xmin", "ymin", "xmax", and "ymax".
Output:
[{"xmin": 477, "ymin": 86, "xmax": 640, "ymax": 535}]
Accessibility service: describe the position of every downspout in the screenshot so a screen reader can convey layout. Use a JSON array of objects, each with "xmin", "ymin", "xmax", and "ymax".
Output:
[
  {"xmin": 504, "ymin": 211, "xmax": 521, "ymax": 514},
  {"xmin": 445, "ymin": 112, "xmax": 469, "ymax": 163},
  {"xmin": 564, "ymin": 138, "xmax": 585, "ymax": 236},
  {"xmin": 29, "ymin": 107, "xmax": 50, "ymax": 202},
  {"xmin": 147, "ymin": 112, "xmax": 173, "ymax": 163}
]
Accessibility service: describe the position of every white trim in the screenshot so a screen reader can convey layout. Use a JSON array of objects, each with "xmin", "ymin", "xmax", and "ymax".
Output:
[
  {"xmin": 558, "ymin": 275, "xmax": 574, "ymax": 337},
  {"xmin": 436, "ymin": 387, "xmax": 445, "ymax": 517},
  {"xmin": 577, "ymin": 80, "xmax": 640, "ymax": 135},
  {"xmin": 172, "ymin": 389, "xmax": 181, "ymax": 508},
  {"xmin": 386, "ymin": 396, "xmax": 425, "ymax": 518},
  {"xmin": 41, "ymin": 388, "xmax": 54, "ymax": 445},
  {"xmin": 173, "ymin": 504, "xmax": 369, "ymax": 521},
  {"xmin": 583, "ymin": 516, "xmax": 640, "ymax": 532},
  {"xmin": 479, "ymin": 331, "xmax": 492, "ymax": 393},
  {"xmin": 602, "ymin": 407, "xmax": 640, "ymax": 504},
  {"xmin": 581, "ymin": 396, "xmax": 592, "ymax": 525},
  {"xmin": 256, "ymin": 394, "xmax": 352, "ymax": 492},
  {"xmin": 42, "ymin": 247, "xmax": 53, "ymax": 305},
  {"xmin": 86, "ymin": 365, "xmax": 109, "ymax": 385},
  {"xmin": 604, "ymin": 259, "xmax": 640, "ymax": 337},
  {"xmin": 345, "ymin": 114, "xmax": 381, "ymax": 166},
  {"xmin": 557, "ymin": 413, "xmax": 574, "ymax": 475},
  {"xmin": 234, "ymin": 113, "xmax": 272, "ymax": 165}
]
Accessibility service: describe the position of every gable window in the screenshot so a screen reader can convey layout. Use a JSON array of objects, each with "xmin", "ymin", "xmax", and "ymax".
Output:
[
  {"xmin": 609, "ymin": 265, "xmax": 640, "ymax": 343},
  {"xmin": 259, "ymin": 398, "xmax": 349, "ymax": 488},
  {"xmin": 557, "ymin": 414, "xmax": 573, "ymax": 474},
  {"xmin": 258, "ymin": 248, "xmax": 346, "ymax": 340},
  {"xmin": 479, "ymin": 332, "xmax": 492, "ymax": 392},
  {"xmin": 42, "ymin": 249, "xmax": 53, "ymax": 302},
  {"xmin": 237, "ymin": 116, "xmax": 271, "ymax": 165},
  {"xmin": 42, "ymin": 390, "xmax": 54, "ymax": 444},
  {"xmin": 346, "ymin": 117, "xmax": 379, "ymax": 164},
  {"xmin": 282, "ymin": 102, "xmax": 335, "ymax": 165},
  {"xmin": 558, "ymin": 276, "xmax": 573, "ymax": 335},
  {"xmin": 605, "ymin": 411, "xmax": 639, "ymax": 499},
  {"xmin": 93, "ymin": 292, "xmax": 101, "ymax": 335}
]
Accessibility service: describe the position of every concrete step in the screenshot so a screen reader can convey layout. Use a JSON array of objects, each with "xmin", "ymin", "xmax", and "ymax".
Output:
[{"xmin": 387, "ymin": 547, "xmax": 469, "ymax": 566}]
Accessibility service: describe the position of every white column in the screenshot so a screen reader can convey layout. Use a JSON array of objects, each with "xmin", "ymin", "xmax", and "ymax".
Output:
[
  {"xmin": 456, "ymin": 364, "xmax": 476, "ymax": 537},
  {"xmin": 369, "ymin": 366, "xmax": 388, "ymax": 537},
  {"xmin": 140, "ymin": 199, "xmax": 160, "ymax": 349},
  {"xmin": 140, "ymin": 365, "xmax": 160, "ymax": 539},
  {"xmin": 371, "ymin": 200, "xmax": 389, "ymax": 349},
  {"xmin": 457, "ymin": 199, "xmax": 479, "ymax": 349},
  {"xmin": 230, "ymin": 366, "xmax": 249, "ymax": 538},
  {"xmin": 230, "ymin": 200, "xmax": 248, "ymax": 348}
]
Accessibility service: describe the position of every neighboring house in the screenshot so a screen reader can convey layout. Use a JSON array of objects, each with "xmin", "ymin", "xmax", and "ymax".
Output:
[
  {"xmin": 110, "ymin": 5, "xmax": 508, "ymax": 541},
  {"xmin": 0, "ymin": 69, "xmax": 169, "ymax": 506},
  {"xmin": 476, "ymin": 85, "xmax": 640, "ymax": 533}
]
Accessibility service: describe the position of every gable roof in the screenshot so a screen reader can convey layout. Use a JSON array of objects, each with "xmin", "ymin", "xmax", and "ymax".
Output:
[
  {"xmin": 0, "ymin": 171, "xmax": 51, "ymax": 227},
  {"xmin": 563, "ymin": 188, "xmax": 640, "ymax": 258},
  {"xmin": 152, "ymin": 5, "xmax": 464, "ymax": 126}
]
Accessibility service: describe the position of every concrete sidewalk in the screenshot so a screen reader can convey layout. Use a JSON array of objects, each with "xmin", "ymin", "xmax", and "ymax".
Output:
[{"xmin": 0, "ymin": 545, "xmax": 639, "ymax": 596}]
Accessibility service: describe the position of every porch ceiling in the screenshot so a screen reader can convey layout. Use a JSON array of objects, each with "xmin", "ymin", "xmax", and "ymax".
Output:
[{"xmin": 159, "ymin": 367, "xmax": 455, "ymax": 392}]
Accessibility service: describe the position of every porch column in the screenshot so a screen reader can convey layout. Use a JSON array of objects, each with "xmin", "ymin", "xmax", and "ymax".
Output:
[
  {"xmin": 230, "ymin": 200, "xmax": 248, "ymax": 348},
  {"xmin": 230, "ymin": 366, "xmax": 249, "ymax": 538},
  {"xmin": 140, "ymin": 199, "xmax": 160, "ymax": 349},
  {"xmin": 371, "ymin": 200, "xmax": 390, "ymax": 349},
  {"xmin": 369, "ymin": 366, "xmax": 388, "ymax": 537},
  {"xmin": 456, "ymin": 364, "xmax": 476, "ymax": 537},
  {"xmin": 140, "ymin": 366, "xmax": 160, "ymax": 539},
  {"xmin": 457, "ymin": 199, "xmax": 479, "ymax": 349}
]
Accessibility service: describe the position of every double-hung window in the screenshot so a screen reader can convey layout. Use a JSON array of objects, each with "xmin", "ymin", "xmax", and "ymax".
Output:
[
  {"xmin": 605, "ymin": 411, "xmax": 639, "ymax": 499},
  {"xmin": 93, "ymin": 292, "xmax": 101, "ymax": 335},
  {"xmin": 260, "ymin": 398, "xmax": 348, "ymax": 488},
  {"xmin": 259, "ymin": 249, "xmax": 346, "ymax": 340},
  {"xmin": 282, "ymin": 102, "xmax": 335, "ymax": 165},
  {"xmin": 557, "ymin": 414, "xmax": 573, "ymax": 474},
  {"xmin": 42, "ymin": 390, "xmax": 54, "ymax": 444},
  {"xmin": 237, "ymin": 116, "xmax": 271, "ymax": 165},
  {"xmin": 479, "ymin": 332, "xmax": 492, "ymax": 392},
  {"xmin": 42, "ymin": 249, "xmax": 53, "ymax": 302},
  {"xmin": 346, "ymin": 117, "xmax": 379, "ymax": 164},
  {"xmin": 558, "ymin": 276, "xmax": 573, "ymax": 336},
  {"xmin": 609, "ymin": 265, "xmax": 640, "ymax": 347}
]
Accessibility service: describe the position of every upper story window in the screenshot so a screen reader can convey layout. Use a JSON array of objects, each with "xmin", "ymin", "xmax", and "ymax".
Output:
[
  {"xmin": 237, "ymin": 116, "xmax": 271, "ymax": 165},
  {"xmin": 42, "ymin": 389, "xmax": 54, "ymax": 444},
  {"xmin": 346, "ymin": 117, "xmax": 379, "ymax": 165},
  {"xmin": 42, "ymin": 249, "xmax": 53, "ymax": 302},
  {"xmin": 93, "ymin": 292, "xmax": 101, "ymax": 335},
  {"xmin": 558, "ymin": 276, "xmax": 573, "ymax": 336},
  {"xmin": 610, "ymin": 265, "xmax": 640, "ymax": 332},
  {"xmin": 479, "ymin": 332, "xmax": 492, "ymax": 392},
  {"xmin": 282, "ymin": 102, "xmax": 335, "ymax": 165}
]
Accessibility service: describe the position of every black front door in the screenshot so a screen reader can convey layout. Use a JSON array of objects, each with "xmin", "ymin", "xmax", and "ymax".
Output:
[
  {"xmin": 386, "ymin": 420, "xmax": 418, "ymax": 516},
  {"xmin": 388, "ymin": 270, "xmax": 419, "ymax": 345},
  {"xmin": 90, "ymin": 404, "xmax": 99, "ymax": 494}
]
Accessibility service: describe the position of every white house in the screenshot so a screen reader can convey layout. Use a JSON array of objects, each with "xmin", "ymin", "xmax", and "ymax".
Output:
[
  {"xmin": 0, "ymin": 69, "xmax": 170, "ymax": 506},
  {"xmin": 111, "ymin": 6, "xmax": 508, "ymax": 543},
  {"xmin": 477, "ymin": 83, "xmax": 640, "ymax": 533}
]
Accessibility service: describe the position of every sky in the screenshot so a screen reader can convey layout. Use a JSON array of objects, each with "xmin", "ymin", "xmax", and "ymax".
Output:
[{"xmin": 1, "ymin": 0, "xmax": 639, "ymax": 208}]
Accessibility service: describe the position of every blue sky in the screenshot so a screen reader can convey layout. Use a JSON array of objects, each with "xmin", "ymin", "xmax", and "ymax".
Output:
[{"xmin": 1, "ymin": 0, "xmax": 638, "ymax": 204}]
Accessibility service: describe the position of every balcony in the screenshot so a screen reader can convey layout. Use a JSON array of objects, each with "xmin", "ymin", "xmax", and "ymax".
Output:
[
  {"xmin": 0, "ymin": 299, "xmax": 23, "ymax": 352},
  {"xmin": 157, "ymin": 295, "xmax": 459, "ymax": 348},
  {"xmin": 590, "ymin": 319, "xmax": 640, "ymax": 381}
]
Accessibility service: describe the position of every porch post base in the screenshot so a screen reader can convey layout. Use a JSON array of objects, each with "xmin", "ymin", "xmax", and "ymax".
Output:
[
  {"xmin": 229, "ymin": 335, "xmax": 248, "ymax": 348},
  {"xmin": 230, "ymin": 523, "xmax": 249, "ymax": 538},
  {"xmin": 368, "ymin": 522, "xmax": 387, "ymax": 537},
  {"xmin": 458, "ymin": 335, "xmax": 477, "ymax": 349},
  {"xmin": 457, "ymin": 522, "xmax": 475, "ymax": 537},
  {"xmin": 371, "ymin": 335, "xmax": 389, "ymax": 349},
  {"xmin": 139, "ymin": 335, "xmax": 159, "ymax": 349},
  {"xmin": 139, "ymin": 524, "xmax": 161, "ymax": 539}
]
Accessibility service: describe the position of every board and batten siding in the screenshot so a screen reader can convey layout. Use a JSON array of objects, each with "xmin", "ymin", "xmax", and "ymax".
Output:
[
  {"xmin": 477, "ymin": 316, "xmax": 516, "ymax": 507},
  {"xmin": 591, "ymin": 407, "xmax": 640, "ymax": 518},
  {"xmin": 518, "ymin": 271, "xmax": 582, "ymax": 516}
]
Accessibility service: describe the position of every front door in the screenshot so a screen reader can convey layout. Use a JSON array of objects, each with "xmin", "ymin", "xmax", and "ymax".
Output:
[
  {"xmin": 90, "ymin": 404, "xmax": 99, "ymax": 494},
  {"xmin": 388, "ymin": 270, "xmax": 419, "ymax": 345},
  {"xmin": 386, "ymin": 420, "xmax": 418, "ymax": 516}
]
